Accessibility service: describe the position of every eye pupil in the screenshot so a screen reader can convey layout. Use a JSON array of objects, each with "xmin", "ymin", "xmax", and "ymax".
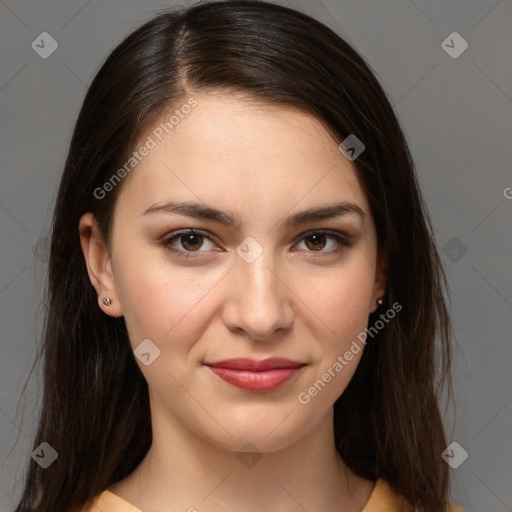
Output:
[
  {"xmin": 182, "ymin": 233, "xmax": 203, "ymax": 251},
  {"xmin": 305, "ymin": 233, "xmax": 326, "ymax": 251}
]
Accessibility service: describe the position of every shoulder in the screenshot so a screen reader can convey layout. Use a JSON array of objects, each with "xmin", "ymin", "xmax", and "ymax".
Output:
[
  {"xmin": 447, "ymin": 504, "xmax": 466, "ymax": 512},
  {"xmin": 364, "ymin": 478, "xmax": 466, "ymax": 512},
  {"xmin": 79, "ymin": 490, "xmax": 142, "ymax": 512}
]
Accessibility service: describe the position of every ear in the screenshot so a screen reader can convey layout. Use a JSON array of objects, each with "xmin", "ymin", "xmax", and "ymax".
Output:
[
  {"xmin": 369, "ymin": 251, "xmax": 387, "ymax": 314},
  {"xmin": 78, "ymin": 212, "xmax": 123, "ymax": 317}
]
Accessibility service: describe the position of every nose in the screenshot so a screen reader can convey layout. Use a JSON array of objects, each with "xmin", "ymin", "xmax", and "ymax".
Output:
[{"xmin": 221, "ymin": 244, "xmax": 294, "ymax": 342}]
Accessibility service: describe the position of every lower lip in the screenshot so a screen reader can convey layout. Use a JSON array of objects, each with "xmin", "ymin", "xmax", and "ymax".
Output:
[{"xmin": 207, "ymin": 366, "xmax": 302, "ymax": 392}]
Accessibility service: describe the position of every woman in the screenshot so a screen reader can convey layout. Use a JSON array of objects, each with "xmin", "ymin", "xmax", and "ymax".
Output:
[{"xmin": 14, "ymin": 1, "xmax": 464, "ymax": 511}]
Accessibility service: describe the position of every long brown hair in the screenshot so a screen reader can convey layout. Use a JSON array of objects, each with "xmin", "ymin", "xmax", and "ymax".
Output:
[{"xmin": 14, "ymin": 1, "xmax": 454, "ymax": 510}]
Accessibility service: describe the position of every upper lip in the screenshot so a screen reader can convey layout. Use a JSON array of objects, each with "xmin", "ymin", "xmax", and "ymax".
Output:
[{"xmin": 205, "ymin": 358, "xmax": 305, "ymax": 371}]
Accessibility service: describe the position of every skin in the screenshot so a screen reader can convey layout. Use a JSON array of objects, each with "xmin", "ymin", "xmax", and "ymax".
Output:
[{"xmin": 79, "ymin": 90, "xmax": 386, "ymax": 512}]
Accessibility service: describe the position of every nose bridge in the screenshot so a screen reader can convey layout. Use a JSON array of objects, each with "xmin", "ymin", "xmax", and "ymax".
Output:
[
  {"xmin": 235, "ymin": 236, "xmax": 281, "ymax": 304},
  {"xmin": 225, "ymin": 236, "xmax": 292, "ymax": 339}
]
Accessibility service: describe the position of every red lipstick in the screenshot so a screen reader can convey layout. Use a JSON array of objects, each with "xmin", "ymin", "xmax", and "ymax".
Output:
[{"xmin": 205, "ymin": 358, "xmax": 305, "ymax": 392}]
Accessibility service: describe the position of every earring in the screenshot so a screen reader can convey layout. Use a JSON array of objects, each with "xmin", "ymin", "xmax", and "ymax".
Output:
[
  {"xmin": 102, "ymin": 297, "xmax": 112, "ymax": 306},
  {"xmin": 377, "ymin": 298, "xmax": 383, "ymax": 305}
]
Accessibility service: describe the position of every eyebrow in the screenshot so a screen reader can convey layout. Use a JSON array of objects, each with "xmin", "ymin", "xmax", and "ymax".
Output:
[{"xmin": 140, "ymin": 200, "xmax": 366, "ymax": 229}]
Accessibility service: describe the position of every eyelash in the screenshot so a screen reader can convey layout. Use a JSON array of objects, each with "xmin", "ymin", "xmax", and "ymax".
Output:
[{"xmin": 160, "ymin": 229, "xmax": 352, "ymax": 259}]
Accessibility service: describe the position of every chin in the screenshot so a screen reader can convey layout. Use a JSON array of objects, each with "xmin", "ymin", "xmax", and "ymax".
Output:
[{"xmin": 201, "ymin": 407, "xmax": 318, "ymax": 454}]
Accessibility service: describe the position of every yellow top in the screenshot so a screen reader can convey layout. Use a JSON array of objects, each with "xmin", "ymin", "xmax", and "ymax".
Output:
[{"xmin": 80, "ymin": 478, "xmax": 465, "ymax": 511}]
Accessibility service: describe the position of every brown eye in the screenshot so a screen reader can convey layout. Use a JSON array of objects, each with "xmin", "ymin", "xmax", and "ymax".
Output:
[
  {"xmin": 304, "ymin": 233, "xmax": 328, "ymax": 251},
  {"xmin": 161, "ymin": 229, "xmax": 217, "ymax": 258},
  {"xmin": 179, "ymin": 232, "xmax": 205, "ymax": 251},
  {"xmin": 296, "ymin": 230, "xmax": 352, "ymax": 255}
]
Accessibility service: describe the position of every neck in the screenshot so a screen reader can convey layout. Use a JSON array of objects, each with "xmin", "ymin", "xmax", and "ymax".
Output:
[{"xmin": 109, "ymin": 404, "xmax": 374, "ymax": 512}]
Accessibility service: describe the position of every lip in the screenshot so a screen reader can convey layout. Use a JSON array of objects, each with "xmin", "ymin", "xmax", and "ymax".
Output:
[{"xmin": 205, "ymin": 358, "xmax": 305, "ymax": 392}]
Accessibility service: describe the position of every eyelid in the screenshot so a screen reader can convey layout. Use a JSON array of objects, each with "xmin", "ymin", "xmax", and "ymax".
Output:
[{"xmin": 292, "ymin": 228, "xmax": 352, "ymax": 245}]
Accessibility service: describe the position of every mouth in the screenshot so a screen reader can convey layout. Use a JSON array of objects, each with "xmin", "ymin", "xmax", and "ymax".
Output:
[{"xmin": 204, "ymin": 358, "xmax": 306, "ymax": 392}]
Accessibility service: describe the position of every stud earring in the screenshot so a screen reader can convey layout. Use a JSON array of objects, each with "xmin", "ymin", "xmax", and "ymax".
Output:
[
  {"xmin": 377, "ymin": 298, "xmax": 383, "ymax": 305},
  {"xmin": 102, "ymin": 297, "xmax": 112, "ymax": 306}
]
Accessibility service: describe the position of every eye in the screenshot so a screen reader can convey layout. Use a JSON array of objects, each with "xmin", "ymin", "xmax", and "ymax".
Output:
[
  {"xmin": 161, "ymin": 229, "xmax": 352, "ymax": 259},
  {"xmin": 294, "ymin": 230, "xmax": 352, "ymax": 255},
  {"xmin": 161, "ymin": 229, "xmax": 217, "ymax": 259}
]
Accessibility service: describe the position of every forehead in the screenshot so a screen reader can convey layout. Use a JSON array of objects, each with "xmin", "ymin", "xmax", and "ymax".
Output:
[{"xmin": 115, "ymin": 91, "xmax": 370, "ymax": 223}]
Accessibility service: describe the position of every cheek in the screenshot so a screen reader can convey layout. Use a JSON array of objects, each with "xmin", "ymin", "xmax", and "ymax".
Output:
[
  {"xmin": 294, "ymin": 268, "xmax": 373, "ymax": 406},
  {"xmin": 298, "ymin": 261, "xmax": 375, "ymax": 340},
  {"xmin": 114, "ymin": 247, "xmax": 225, "ymax": 350}
]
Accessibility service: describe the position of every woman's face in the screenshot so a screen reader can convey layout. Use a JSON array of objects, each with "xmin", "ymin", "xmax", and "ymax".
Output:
[{"xmin": 81, "ymin": 91, "xmax": 385, "ymax": 453}]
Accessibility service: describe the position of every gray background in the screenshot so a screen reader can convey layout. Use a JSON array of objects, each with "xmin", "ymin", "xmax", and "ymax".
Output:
[{"xmin": 1, "ymin": 1, "xmax": 511, "ymax": 511}]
